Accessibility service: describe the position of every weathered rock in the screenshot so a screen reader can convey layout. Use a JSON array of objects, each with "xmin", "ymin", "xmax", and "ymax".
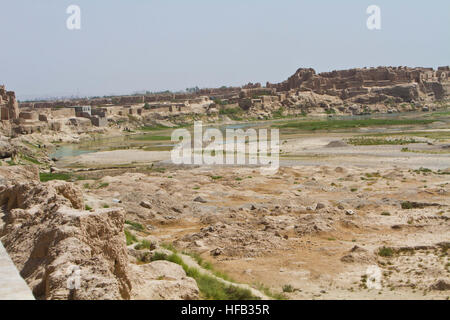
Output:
[
  {"xmin": 315, "ymin": 203, "xmax": 326, "ymax": 210},
  {"xmin": 430, "ymin": 280, "xmax": 450, "ymax": 291},
  {"xmin": 193, "ymin": 196, "xmax": 207, "ymax": 203},
  {"xmin": 129, "ymin": 262, "xmax": 199, "ymax": 300},
  {"xmin": 0, "ymin": 170, "xmax": 131, "ymax": 300},
  {"xmin": 140, "ymin": 201, "xmax": 152, "ymax": 209}
]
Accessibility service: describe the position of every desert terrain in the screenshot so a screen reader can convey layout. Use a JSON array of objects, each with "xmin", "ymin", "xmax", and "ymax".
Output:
[{"xmin": 1, "ymin": 66, "xmax": 449, "ymax": 300}]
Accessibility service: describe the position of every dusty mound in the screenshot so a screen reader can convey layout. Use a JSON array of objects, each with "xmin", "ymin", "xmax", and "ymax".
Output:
[
  {"xmin": 0, "ymin": 171, "xmax": 132, "ymax": 300},
  {"xmin": 325, "ymin": 140, "xmax": 348, "ymax": 148}
]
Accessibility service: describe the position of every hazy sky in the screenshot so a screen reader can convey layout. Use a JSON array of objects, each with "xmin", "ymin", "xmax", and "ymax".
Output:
[{"xmin": 0, "ymin": 0, "xmax": 449, "ymax": 100}]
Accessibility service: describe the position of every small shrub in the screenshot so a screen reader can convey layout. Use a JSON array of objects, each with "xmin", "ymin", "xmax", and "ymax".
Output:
[
  {"xmin": 151, "ymin": 252, "xmax": 168, "ymax": 261},
  {"xmin": 135, "ymin": 240, "xmax": 154, "ymax": 250},
  {"xmin": 401, "ymin": 201, "xmax": 414, "ymax": 209},
  {"xmin": 125, "ymin": 229, "xmax": 138, "ymax": 245},
  {"xmin": 378, "ymin": 246, "xmax": 394, "ymax": 257},
  {"xmin": 160, "ymin": 242, "xmax": 177, "ymax": 252},
  {"xmin": 282, "ymin": 284, "xmax": 294, "ymax": 293},
  {"xmin": 125, "ymin": 220, "xmax": 144, "ymax": 231}
]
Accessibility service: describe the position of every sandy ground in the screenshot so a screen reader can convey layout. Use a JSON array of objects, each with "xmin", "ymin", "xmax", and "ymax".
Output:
[
  {"xmin": 60, "ymin": 150, "xmax": 171, "ymax": 166},
  {"xmin": 77, "ymin": 163, "xmax": 450, "ymax": 300},
  {"xmin": 52, "ymin": 125, "xmax": 450, "ymax": 300}
]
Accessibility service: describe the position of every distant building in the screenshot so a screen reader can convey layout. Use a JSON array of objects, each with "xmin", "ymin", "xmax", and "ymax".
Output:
[
  {"xmin": 72, "ymin": 105, "xmax": 91, "ymax": 117},
  {"xmin": 90, "ymin": 115, "xmax": 107, "ymax": 127}
]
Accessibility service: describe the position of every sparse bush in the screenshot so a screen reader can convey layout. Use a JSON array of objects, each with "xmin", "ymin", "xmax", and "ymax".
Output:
[
  {"xmin": 151, "ymin": 252, "xmax": 168, "ymax": 261},
  {"xmin": 378, "ymin": 246, "xmax": 394, "ymax": 257},
  {"xmin": 135, "ymin": 240, "xmax": 154, "ymax": 250},
  {"xmin": 401, "ymin": 201, "xmax": 414, "ymax": 209},
  {"xmin": 282, "ymin": 284, "xmax": 294, "ymax": 293},
  {"xmin": 125, "ymin": 220, "xmax": 144, "ymax": 231},
  {"xmin": 125, "ymin": 229, "xmax": 138, "ymax": 245}
]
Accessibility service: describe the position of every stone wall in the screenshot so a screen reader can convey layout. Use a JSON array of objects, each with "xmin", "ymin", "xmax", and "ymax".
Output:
[
  {"xmin": 0, "ymin": 86, "xmax": 20, "ymax": 121},
  {"xmin": 267, "ymin": 66, "xmax": 450, "ymax": 102}
]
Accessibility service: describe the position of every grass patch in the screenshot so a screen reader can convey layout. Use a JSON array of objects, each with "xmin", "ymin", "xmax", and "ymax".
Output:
[
  {"xmin": 254, "ymin": 282, "xmax": 287, "ymax": 300},
  {"xmin": 85, "ymin": 205, "xmax": 92, "ymax": 211},
  {"xmin": 97, "ymin": 182, "xmax": 109, "ymax": 189},
  {"xmin": 363, "ymin": 131, "xmax": 450, "ymax": 141},
  {"xmin": 160, "ymin": 242, "xmax": 177, "ymax": 252},
  {"xmin": 125, "ymin": 229, "xmax": 138, "ymax": 245},
  {"xmin": 21, "ymin": 155, "xmax": 42, "ymax": 165},
  {"xmin": 347, "ymin": 137, "xmax": 420, "ymax": 146},
  {"xmin": 183, "ymin": 251, "xmax": 235, "ymax": 282},
  {"xmin": 402, "ymin": 148, "xmax": 450, "ymax": 155},
  {"xmin": 39, "ymin": 172, "xmax": 72, "ymax": 182},
  {"xmin": 378, "ymin": 246, "xmax": 395, "ymax": 257},
  {"xmin": 211, "ymin": 176, "xmax": 223, "ymax": 180},
  {"xmin": 134, "ymin": 239, "xmax": 154, "ymax": 250},
  {"xmin": 133, "ymin": 135, "xmax": 171, "ymax": 141},
  {"xmin": 125, "ymin": 220, "xmax": 145, "ymax": 231},
  {"xmin": 277, "ymin": 118, "xmax": 435, "ymax": 131},
  {"xmin": 165, "ymin": 253, "xmax": 258, "ymax": 300},
  {"xmin": 401, "ymin": 201, "xmax": 414, "ymax": 209},
  {"xmin": 139, "ymin": 124, "xmax": 170, "ymax": 131},
  {"xmin": 151, "ymin": 252, "xmax": 169, "ymax": 261}
]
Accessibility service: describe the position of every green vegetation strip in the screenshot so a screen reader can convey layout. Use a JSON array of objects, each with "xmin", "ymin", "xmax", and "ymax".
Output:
[
  {"xmin": 39, "ymin": 172, "xmax": 73, "ymax": 182},
  {"xmin": 125, "ymin": 229, "xmax": 138, "ymax": 245},
  {"xmin": 276, "ymin": 119, "xmax": 435, "ymax": 131},
  {"xmin": 133, "ymin": 135, "xmax": 171, "ymax": 141},
  {"xmin": 139, "ymin": 125, "xmax": 171, "ymax": 131},
  {"xmin": 362, "ymin": 131, "xmax": 450, "ymax": 140},
  {"xmin": 346, "ymin": 137, "xmax": 420, "ymax": 145},
  {"xmin": 39, "ymin": 172, "xmax": 89, "ymax": 182},
  {"xmin": 158, "ymin": 252, "xmax": 259, "ymax": 300}
]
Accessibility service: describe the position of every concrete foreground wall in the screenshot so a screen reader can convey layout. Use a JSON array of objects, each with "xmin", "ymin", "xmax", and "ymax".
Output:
[{"xmin": 0, "ymin": 242, "xmax": 35, "ymax": 300}]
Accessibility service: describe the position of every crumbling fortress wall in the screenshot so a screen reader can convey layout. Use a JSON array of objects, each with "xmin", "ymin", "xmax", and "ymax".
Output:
[
  {"xmin": 0, "ymin": 85, "xmax": 20, "ymax": 121},
  {"xmin": 267, "ymin": 66, "xmax": 450, "ymax": 103},
  {"xmin": 1, "ymin": 66, "xmax": 449, "ymax": 137}
]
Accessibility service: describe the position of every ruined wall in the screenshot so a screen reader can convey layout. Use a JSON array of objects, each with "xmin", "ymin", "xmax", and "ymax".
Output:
[
  {"xmin": 0, "ymin": 86, "xmax": 20, "ymax": 121},
  {"xmin": 267, "ymin": 66, "xmax": 450, "ymax": 102}
]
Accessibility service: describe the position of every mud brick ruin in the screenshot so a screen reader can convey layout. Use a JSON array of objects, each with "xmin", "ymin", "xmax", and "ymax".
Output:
[
  {"xmin": 267, "ymin": 66, "xmax": 450, "ymax": 103},
  {"xmin": 1, "ymin": 66, "xmax": 449, "ymax": 135},
  {"xmin": 0, "ymin": 85, "xmax": 20, "ymax": 121}
]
